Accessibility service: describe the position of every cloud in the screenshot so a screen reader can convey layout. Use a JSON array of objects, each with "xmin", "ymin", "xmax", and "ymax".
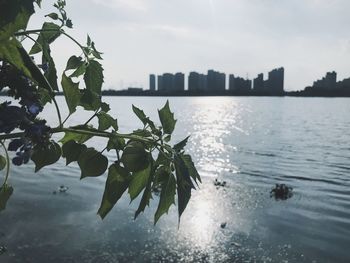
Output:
[
  {"xmin": 27, "ymin": 0, "xmax": 350, "ymax": 91},
  {"xmin": 91, "ymin": 0, "xmax": 148, "ymax": 11}
]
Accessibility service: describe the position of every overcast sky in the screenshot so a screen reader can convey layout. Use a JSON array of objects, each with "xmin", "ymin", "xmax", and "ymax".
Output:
[{"xmin": 29, "ymin": 0, "xmax": 350, "ymax": 91}]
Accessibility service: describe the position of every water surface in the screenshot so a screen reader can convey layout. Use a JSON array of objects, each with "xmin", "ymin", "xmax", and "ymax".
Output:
[{"xmin": 0, "ymin": 96, "xmax": 349, "ymax": 262}]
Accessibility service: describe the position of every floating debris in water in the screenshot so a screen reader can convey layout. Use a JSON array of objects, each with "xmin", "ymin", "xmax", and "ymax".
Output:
[
  {"xmin": 231, "ymin": 241, "xmax": 241, "ymax": 248},
  {"xmin": 220, "ymin": 222, "xmax": 227, "ymax": 228},
  {"xmin": 270, "ymin": 184, "xmax": 293, "ymax": 200},
  {"xmin": 0, "ymin": 245, "xmax": 7, "ymax": 255},
  {"xmin": 214, "ymin": 179, "xmax": 227, "ymax": 187},
  {"xmin": 53, "ymin": 185, "xmax": 69, "ymax": 194}
]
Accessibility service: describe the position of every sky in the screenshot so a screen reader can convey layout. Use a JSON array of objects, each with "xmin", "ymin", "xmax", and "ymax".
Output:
[{"xmin": 28, "ymin": 0, "xmax": 350, "ymax": 91}]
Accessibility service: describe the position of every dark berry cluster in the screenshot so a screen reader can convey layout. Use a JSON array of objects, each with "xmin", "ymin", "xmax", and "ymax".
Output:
[
  {"xmin": 0, "ymin": 61, "xmax": 43, "ymax": 119},
  {"xmin": 0, "ymin": 61, "xmax": 51, "ymax": 166},
  {"xmin": 8, "ymin": 138, "xmax": 32, "ymax": 166}
]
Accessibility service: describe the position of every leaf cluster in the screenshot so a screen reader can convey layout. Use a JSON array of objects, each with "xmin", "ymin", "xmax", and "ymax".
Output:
[{"xmin": 0, "ymin": 0, "xmax": 201, "ymax": 224}]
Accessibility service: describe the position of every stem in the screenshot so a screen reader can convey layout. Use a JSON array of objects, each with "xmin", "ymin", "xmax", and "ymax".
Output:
[
  {"xmin": 60, "ymin": 31, "xmax": 89, "ymax": 59},
  {"xmin": 22, "ymin": 34, "xmax": 41, "ymax": 47},
  {"xmin": 52, "ymin": 98, "xmax": 63, "ymax": 127},
  {"xmin": 116, "ymin": 150, "xmax": 120, "ymax": 161},
  {"xmin": 62, "ymin": 127, "xmax": 155, "ymax": 144},
  {"xmin": 62, "ymin": 113, "xmax": 71, "ymax": 126},
  {"xmin": 84, "ymin": 109, "xmax": 99, "ymax": 126},
  {"xmin": 15, "ymin": 29, "xmax": 89, "ymax": 59},
  {"xmin": 0, "ymin": 126, "xmax": 169, "ymax": 154},
  {"xmin": 0, "ymin": 141, "xmax": 10, "ymax": 186}
]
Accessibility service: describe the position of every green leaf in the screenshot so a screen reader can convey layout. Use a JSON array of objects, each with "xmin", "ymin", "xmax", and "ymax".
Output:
[
  {"xmin": 92, "ymin": 50, "xmax": 103, "ymax": 60},
  {"xmin": 100, "ymin": 102, "xmax": 110, "ymax": 112},
  {"xmin": 107, "ymin": 136, "xmax": 125, "ymax": 151},
  {"xmin": 29, "ymin": 22, "xmax": 61, "ymax": 54},
  {"xmin": 70, "ymin": 62, "xmax": 87, "ymax": 78},
  {"xmin": 65, "ymin": 55, "xmax": 83, "ymax": 71},
  {"xmin": 45, "ymin": 12, "xmax": 59, "ymax": 20},
  {"xmin": 173, "ymin": 136, "xmax": 189, "ymax": 152},
  {"xmin": 175, "ymin": 155, "xmax": 195, "ymax": 221},
  {"xmin": 31, "ymin": 142, "xmax": 61, "ymax": 172},
  {"xmin": 35, "ymin": 0, "xmax": 42, "ymax": 7},
  {"xmin": 132, "ymin": 105, "xmax": 156, "ymax": 130},
  {"xmin": 154, "ymin": 165, "xmax": 171, "ymax": 186},
  {"xmin": 62, "ymin": 140, "xmax": 87, "ymax": 165},
  {"xmin": 155, "ymin": 152, "xmax": 170, "ymax": 167},
  {"xmin": 154, "ymin": 173, "xmax": 176, "ymax": 224},
  {"xmin": 121, "ymin": 141, "xmax": 149, "ymax": 172},
  {"xmin": 98, "ymin": 164, "xmax": 131, "ymax": 219},
  {"xmin": 42, "ymin": 42, "xmax": 58, "ymax": 90},
  {"xmin": 134, "ymin": 182, "xmax": 152, "ymax": 219},
  {"xmin": 0, "ymin": 38, "xmax": 32, "ymax": 78},
  {"xmin": 128, "ymin": 163, "xmax": 151, "ymax": 201},
  {"xmin": 0, "ymin": 155, "xmax": 6, "ymax": 171},
  {"xmin": 91, "ymin": 41, "xmax": 103, "ymax": 59},
  {"xmin": 163, "ymin": 134, "xmax": 171, "ymax": 142},
  {"xmin": 158, "ymin": 100, "xmax": 176, "ymax": 134},
  {"xmin": 0, "ymin": 1, "xmax": 36, "ymax": 78},
  {"xmin": 97, "ymin": 112, "xmax": 118, "ymax": 131},
  {"xmin": 61, "ymin": 73, "xmax": 81, "ymax": 114},
  {"xmin": 132, "ymin": 129, "xmax": 152, "ymax": 137},
  {"xmin": 79, "ymin": 89, "xmax": 101, "ymax": 111},
  {"xmin": 59, "ymin": 128, "xmax": 92, "ymax": 144},
  {"xmin": 0, "ymin": 0, "xmax": 34, "ymax": 40},
  {"xmin": 181, "ymin": 154, "xmax": 201, "ymax": 184},
  {"xmin": 37, "ymin": 87, "xmax": 52, "ymax": 106},
  {"xmin": 84, "ymin": 60, "xmax": 103, "ymax": 95},
  {"xmin": 4, "ymin": 43, "xmax": 55, "ymax": 92},
  {"xmin": 0, "ymin": 184, "xmax": 13, "ymax": 211},
  {"xmin": 87, "ymin": 35, "xmax": 91, "ymax": 46},
  {"xmin": 78, "ymin": 148, "xmax": 108, "ymax": 179}
]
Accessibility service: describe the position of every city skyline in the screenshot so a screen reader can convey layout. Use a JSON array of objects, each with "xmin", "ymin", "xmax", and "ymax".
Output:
[
  {"xmin": 150, "ymin": 67, "xmax": 284, "ymax": 93},
  {"xmin": 27, "ymin": 0, "xmax": 350, "ymax": 91}
]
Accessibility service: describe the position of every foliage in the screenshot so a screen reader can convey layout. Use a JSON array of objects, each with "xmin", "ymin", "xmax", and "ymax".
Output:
[{"xmin": 0, "ymin": 0, "xmax": 200, "ymax": 223}]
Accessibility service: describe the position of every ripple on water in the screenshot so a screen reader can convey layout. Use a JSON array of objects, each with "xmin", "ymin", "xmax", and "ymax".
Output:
[{"xmin": 1, "ymin": 96, "xmax": 350, "ymax": 262}]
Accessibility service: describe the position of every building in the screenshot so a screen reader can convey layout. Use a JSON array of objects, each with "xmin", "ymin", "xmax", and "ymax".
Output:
[
  {"xmin": 207, "ymin": 70, "xmax": 225, "ymax": 91},
  {"xmin": 127, "ymin": 87, "xmax": 143, "ymax": 92},
  {"xmin": 229, "ymin": 74, "xmax": 252, "ymax": 92},
  {"xmin": 253, "ymin": 68, "xmax": 284, "ymax": 94},
  {"xmin": 266, "ymin": 67, "xmax": 284, "ymax": 94},
  {"xmin": 188, "ymin": 72, "xmax": 199, "ymax": 91},
  {"xmin": 313, "ymin": 71, "xmax": 337, "ymax": 90},
  {"xmin": 149, "ymin": 74, "xmax": 155, "ymax": 91},
  {"xmin": 337, "ymin": 77, "xmax": 350, "ymax": 89},
  {"xmin": 174, "ymin": 72, "xmax": 185, "ymax": 91},
  {"xmin": 157, "ymin": 75, "xmax": 163, "ymax": 91},
  {"xmin": 199, "ymin": 74, "xmax": 207, "ymax": 91},
  {"xmin": 188, "ymin": 72, "xmax": 208, "ymax": 91},
  {"xmin": 253, "ymin": 73, "xmax": 264, "ymax": 91}
]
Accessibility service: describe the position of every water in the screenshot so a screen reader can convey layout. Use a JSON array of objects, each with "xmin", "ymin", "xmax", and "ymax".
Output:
[{"xmin": 0, "ymin": 96, "xmax": 350, "ymax": 262}]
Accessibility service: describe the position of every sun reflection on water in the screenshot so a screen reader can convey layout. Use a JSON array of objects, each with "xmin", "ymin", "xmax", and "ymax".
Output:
[{"xmin": 187, "ymin": 97, "xmax": 246, "ymax": 176}]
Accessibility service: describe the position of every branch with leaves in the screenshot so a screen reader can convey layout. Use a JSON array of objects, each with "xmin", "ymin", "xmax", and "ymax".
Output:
[{"xmin": 0, "ymin": 0, "xmax": 201, "ymax": 224}]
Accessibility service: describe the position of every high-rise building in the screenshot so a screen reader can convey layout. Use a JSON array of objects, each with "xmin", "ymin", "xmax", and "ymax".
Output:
[
  {"xmin": 188, "ymin": 72, "xmax": 200, "ymax": 91},
  {"xmin": 149, "ymin": 74, "xmax": 155, "ymax": 91},
  {"xmin": 189, "ymin": 72, "xmax": 208, "ymax": 91},
  {"xmin": 313, "ymin": 71, "xmax": 337, "ymax": 90},
  {"xmin": 174, "ymin": 72, "xmax": 185, "ymax": 91},
  {"xmin": 267, "ymin": 67, "xmax": 284, "ymax": 94},
  {"xmin": 207, "ymin": 70, "xmax": 225, "ymax": 91},
  {"xmin": 199, "ymin": 74, "xmax": 207, "ymax": 90},
  {"xmin": 229, "ymin": 74, "xmax": 251, "ymax": 92},
  {"xmin": 253, "ymin": 73, "xmax": 264, "ymax": 91},
  {"xmin": 162, "ymin": 73, "xmax": 174, "ymax": 91},
  {"xmin": 157, "ymin": 75, "xmax": 163, "ymax": 91}
]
